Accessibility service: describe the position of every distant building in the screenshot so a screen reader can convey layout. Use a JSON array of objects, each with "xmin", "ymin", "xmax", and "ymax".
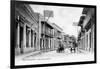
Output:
[
  {"xmin": 77, "ymin": 8, "xmax": 95, "ymax": 52},
  {"xmin": 39, "ymin": 14, "xmax": 54, "ymax": 51},
  {"xmin": 63, "ymin": 34, "xmax": 70, "ymax": 48},
  {"xmin": 39, "ymin": 15, "xmax": 63, "ymax": 51},
  {"xmin": 52, "ymin": 23, "xmax": 63, "ymax": 49}
]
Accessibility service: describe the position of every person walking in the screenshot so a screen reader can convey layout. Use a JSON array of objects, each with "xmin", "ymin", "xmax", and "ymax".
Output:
[
  {"xmin": 73, "ymin": 41, "xmax": 78, "ymax": 53},
  {"xmin": 57, "ymin": 41, "xmax": 64, "ymax": 53}
]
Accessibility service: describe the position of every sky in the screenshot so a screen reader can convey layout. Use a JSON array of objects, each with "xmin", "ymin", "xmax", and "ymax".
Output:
[{"xmin": 30, "ymin": 4, "xmax": 83, "ymax": 38}]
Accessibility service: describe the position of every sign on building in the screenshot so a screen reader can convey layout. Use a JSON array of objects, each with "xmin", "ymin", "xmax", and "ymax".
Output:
[{"xmin": 44, "ymin": 10, "xmax": 53, "ymax": 17}]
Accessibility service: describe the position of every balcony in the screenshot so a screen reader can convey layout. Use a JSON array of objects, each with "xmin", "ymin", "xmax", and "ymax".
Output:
[
  {"xmin": 82, "ymin": 8, "xmax": 89, "ymax": 14},
  {"xmin": 83, "ymin": 15, "xmax": 91, "ymax": 28},
  {"xmin": 78, "ymin": 15, "xmax": 86, "ymax": 27}
]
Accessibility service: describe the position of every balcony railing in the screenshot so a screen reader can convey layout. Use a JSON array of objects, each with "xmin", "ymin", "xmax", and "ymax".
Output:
[{"xmin": 83, "ymin": 15, "xmax": 91, "ymax": 28}]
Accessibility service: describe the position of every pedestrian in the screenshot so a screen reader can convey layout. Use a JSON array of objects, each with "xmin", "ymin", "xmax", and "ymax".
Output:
[
  {"xmin": 70, "ymin": 42, "xmax": 73, "ymax": 53},
  {"xmin": 70, "ymin": 41, "xmax": 76, "ymax": 53},
  {"xmin": 56, "ymin": 41, "xmax": 64, "ymax": 53},
  {"xmin": 70, "ymin": 47, "xmax": 72, "ymax": 53},
  {"xmin": 59, "ymin": 43, "xmax": 62, "ymax": 53},
  {"xmin": 73, "ymin": 41, "xmax": 77, "ymax": 53},
  {"xmin": 75, "ymin": 42, "xmax": 78, "ymax": 52},
  {"xmin": 60, "ymin": 43, "xmax": 64, "ymax": 53},
  {"xmin": 56, "ymin": 42, "xmax": 61, "ymax": 53}
]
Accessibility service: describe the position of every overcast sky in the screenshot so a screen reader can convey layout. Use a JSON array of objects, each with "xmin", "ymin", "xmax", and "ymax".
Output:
[{"xmin": 30, "ymin": 4, "xmax": 83, "ymax": 38}]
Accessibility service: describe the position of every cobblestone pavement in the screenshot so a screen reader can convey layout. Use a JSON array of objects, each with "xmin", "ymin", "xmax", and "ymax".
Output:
[{"xmin": 15, "ymin": 48, "xmax": 94, "ymax": 65}]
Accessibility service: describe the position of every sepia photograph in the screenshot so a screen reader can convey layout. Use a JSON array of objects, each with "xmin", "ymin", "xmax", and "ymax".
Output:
[{"xmin": 10, "ymin": 0, "xmax": 96, "ymax": 68}]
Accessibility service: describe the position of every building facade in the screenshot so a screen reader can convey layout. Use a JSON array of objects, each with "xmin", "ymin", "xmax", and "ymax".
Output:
[
  {"xmin": 15, "ymin": 4, "xmax": 40, "ymax": 55},
  {"xmin": 63, "ymin": 35, "xmax": 73, "ymax": 48},
  {"xmin": 52, "ymin": 23, "xmax": 63, "ymax": 50},
  {"xmin": 39, "ymin": 19, "xmax": 63, "ymax": 51},
  {"xmin": 40, "ymin": 20, "xmax": 54, "ymax": 52},
  {"xmin": 77, "ymin": 8, "xmax": 95, "ymax": 53},
  {"xmin": 14, "ymin": 3, "xmax": 64, "ymax": 56}
]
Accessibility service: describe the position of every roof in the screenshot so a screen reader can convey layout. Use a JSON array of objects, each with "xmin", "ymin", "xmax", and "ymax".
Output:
[
  {"xmin": 39, "ymin": 14, "xmax": 63, "ymax": 31},
  {"xmin": 78, "ymin": 15, "xmax": 86, "ymax": 26},
  {"xmin": 82, "ymin": 8, "xmax": 89, "ymax": 14},
  {"xmin": 52, "ymin": 23, "xmax": 63, "ymax": 32}
]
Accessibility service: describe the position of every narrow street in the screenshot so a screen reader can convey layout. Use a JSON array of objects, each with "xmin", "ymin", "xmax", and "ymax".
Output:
[
  {"xmin": 15, "ymin": 48, "xmax": 94, "ymax": 65},
  {"xmin": 14, "ymin": 3, "xmax": 95, "ymax": 66}
]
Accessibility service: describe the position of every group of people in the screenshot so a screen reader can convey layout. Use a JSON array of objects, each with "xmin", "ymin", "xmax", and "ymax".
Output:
[
  {"xmin": 57, "ymin": 43, "xmax": 64, "ymax": 53},
  {"xmin": 56, "ymin": 41, "xmax": 78, "ymax": 53},
  {"xmin": 70, "ymin": 41, "xmax": 78, "ymax": 53}
]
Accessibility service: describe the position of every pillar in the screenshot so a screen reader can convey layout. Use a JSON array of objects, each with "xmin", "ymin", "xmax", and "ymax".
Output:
[
  {"xmin": 41, "ymin": 37, "xmax": 44, "ymax": 50},
  {"xmin": 16, "ymin": 23, "xmax": 20, "ymax": 48},
  {"xmin": 88, "ymin": 30, "xmax": 91, "ymax": 51},
  {"xmin": 36, "ymin": 34, "xmax": 39, "ymax": 50},
  {"xmin": 83, "ymin": 38, "xmax": 84, "ymax": 50},
  {"xmin": 85, "ymin": 34, "xmax": 87, "ymax": 51},
  {"xmin": 81, "ymin": 38, "xmax": 82, "ymax": 49},
  {"xmin": 32, "ymin": 31, "xmax": 34, "ymax": 48},
  {"xmin": 48, "ymin": 37, "xmax": 50, "ymax": 49},
  {"xmin": 84, "ymin": 37, "xmax": 85, "ymax": 50},
  {"xmin": 86, "ymin": 34, "xmax": 88, "ymax": 51},
  {"xmin": 28, "ymin": 29, "xmax": 31, "ymax": 47},
  {"xmin": 23, "ymin": 23, "xmax": 26, "ymax": 48},
  {"xmin": 92, "ymin": 25, "xmax": 94, "ymax": 52},
  {"xmin": 38, "ymin": 14, "xmax": 41, "ymax": 50},
  {"xmin": 88, "ymin": 32, "xmax": 90, "ymax": 51}
]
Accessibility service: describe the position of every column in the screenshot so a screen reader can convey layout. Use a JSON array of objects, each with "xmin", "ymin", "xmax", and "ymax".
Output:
[
  {"xmin": 41, "ymin": 37, "xmax": 44, "ymax": 50},
  {"xmin": 88, "ymin": 32, "xmax": 90, "ymax": 51},
  {"xmin": 16, "ymin": 23, "xmax": 20, "ymax": 48},
  {"xmin": 81, "ymin": 38, "xmax": 83, "ymax": 49},
  {"xmin": 84, "ymin": 37, "xmax": 85, "ymax": 50},
  {"xmin": 88, "ymin": 30, "xmax": 91, "ymax": 51},
  {"xmin": 48, "ymin": 38, "xmax": 50, "ymax": 49},
  {"xmin": 44, "ymin": 23, "xmax": 46, "ymax": 51},
  {"xmin": 86, "ymin": 34, "xmax": 88, "ymax": 51},
  {"xmin": 83, "ymin": 38, "xmax": 84, "ymax": 50},
  {"xmin": 36, "ymin": 34, "xmax": 39, "ymax": 50},
  {"xmin": 82, "ymin": 38, "xmax": 83, "ymax": 49},
  {"xmin": 43, "ymin": 35, "xmax": 45, "ymax": 50},
  {"xmin": 50, "ymin": 38, "xmax": 51, "ymax": 50},
  {"xmin": 32, "ymin": 31, "xmax": 34, "ymax": 48},
  {"xmin": 31, "ymin": 29, "xmax": 33, "ymax": 47},
  {"xmin": 51, "ymin": 38, "xmax": 53, "ymax": 50},
  {"xmin": 92, "ymin": 25, "xmax": 94, "ymax": 52},
  {"xmin": 38, "ymin": 14, "xmax": 41, "ymax": 50},
  {"xmin": 23, "ymin": 23, "xmax": 26, "ymax": 48},
  {"xmin": 34, "ymin": 33, "xmax": 37, "ymax": 50},
  {"xmin": 85, "ymin": 34, "xmax": 87, "ymax": 51},
  {"xmin": 28, "ymin": 29, "xmax": 31, "ymax": 47},
  {"xmin": 81, "ymin": 39, "xmax": 82, "ymax": 49}
]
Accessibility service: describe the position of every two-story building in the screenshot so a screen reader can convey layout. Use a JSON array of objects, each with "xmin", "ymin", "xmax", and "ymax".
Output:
[
  {"xmin": 15, "ymin": 3, "xmax": 64, "ymax": 55},
  {"xmin": 52, "ymin": 23, "xmax": 63, "ymax": 50},
  {"xmin": 39, "ymin": 17, "xmax": 54, "ymax": 52},
  {"xmin": 39, "ymin": 16, "xmax": 63, "ymax": 51},
  {"xmin": 77, "ymin": 8, "xmax": 95, "ymax": 52},
  {"xmin": 15, "ymin": 3, "xmax": 40, "ymax": 55}
]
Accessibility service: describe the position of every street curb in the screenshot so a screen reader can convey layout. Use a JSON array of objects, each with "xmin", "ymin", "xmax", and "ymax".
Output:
[{"xmin": 15, "ymin": 51, "xmax": 41, "ymax": 60}]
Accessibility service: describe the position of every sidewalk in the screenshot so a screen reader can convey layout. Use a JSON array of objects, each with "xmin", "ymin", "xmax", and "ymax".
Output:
[
  {"xmin": 78, "ymin": 48, "xmax": 94, "ymax": 54},
  {"xmin": 15, "ymin": 51, "xmax": 41, "ymax": 60},
  {"xmin": 15, "ymin": 48, "xmax": 94, "ymax": 65}
]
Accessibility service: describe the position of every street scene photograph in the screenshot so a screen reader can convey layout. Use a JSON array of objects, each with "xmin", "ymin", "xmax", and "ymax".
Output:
[{"xmin": 13, "ymin": 1, "xmax": 96, "ymax": 66}]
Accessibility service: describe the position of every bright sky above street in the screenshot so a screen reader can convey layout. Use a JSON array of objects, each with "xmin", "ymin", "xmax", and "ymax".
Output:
[{"xmin": 30, "ymin": 4, "xmax": 83, "ymax": 37}]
